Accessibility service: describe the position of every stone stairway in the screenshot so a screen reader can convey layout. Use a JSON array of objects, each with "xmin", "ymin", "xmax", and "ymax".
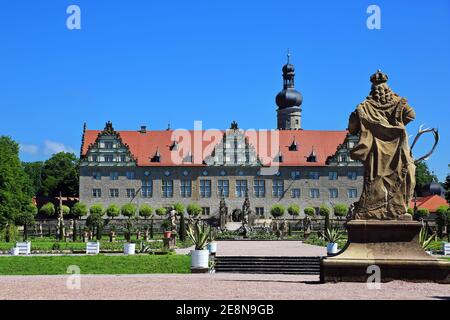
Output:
[{"xmin": 213, "ymin": 256, "xmax": 321, "ymax": 275}]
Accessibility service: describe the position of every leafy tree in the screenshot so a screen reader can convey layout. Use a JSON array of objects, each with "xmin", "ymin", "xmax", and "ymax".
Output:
[
  {"xmin": 87, "ymin": 204, "xmax": 104, "ymax": 240},
  {"xmin": 270, "ymin": 204, "xmax": 285, "ymax": 218},
  {"xmin": 416, "ymin": 208, "xmax": 430, "ymax": 218},
  {"xmin": 173, "ymin": 203, "xmax": 185, "ymax": 215},
  {"xmin": 139, "ymin": 204, "xmax": 153, "ymax": 219},
  {"xmin": 59, "ymin": 205, "xmax": 70, "ymax": 215},
  {"xmin": 121, "ymin": 204, "xmax": 137, "ymax": 218},
  {"xmin": 186, "ymin": 204, "xmax": 201, "ymax": 217},
  {"xmin": 444, "ymin": 173, "xmax": 450, "ymax": 203},
  {"xmin": 319, "ymin": 205, "xmax": 331, "ymax": 231},
  {"xmin": 333, "ymin": 204, "xmax": 348, "ymax": 219},
  {"xmin": 287, "ymin": 204, "xmax": 300, "ymax": 218},
  {"xmin": 0, "ymin": 136, "xmax": 33, "ymax": 232},
  {"xmin": 15, "ymin": 204, "xmax": 38, "ymax": 241},
  {"xmin": 415, "ymin": 161, "xmax": 438, "ymax": 195},
  {"xmin": 40, "ymin": 202, "xmax": 56, "ymax": 216},
  {"xmin": 179, "ymin": 212, "xmax": 187, "ymax": 242},
  {"xmin": 89, "ymin": 204, "xmax": 104, "ymax": 216},
  {"xmin": 71, "ymin": 202, "xmax": 88, "ymax": 241},
  {"xmin": 22, "ymin": 161, "xmax": 44, "ymax": 196},
  {"xmin": 106, "ymin": 204, "xmax": 120, "ymax": 219},
  {"xmin": 436, "ymin": 205, "xmax": 450, "ymax": 240},
  {"xmin": 155, "ymin": 207, "xmax": 167, "ymax": 217},
  {"xmin": 39, "ymin": 152, "xmax": 79, "ymax": 197},
  {"xmin": 304, "ymin": 207, "xmax": 315, "ymax": 216}
]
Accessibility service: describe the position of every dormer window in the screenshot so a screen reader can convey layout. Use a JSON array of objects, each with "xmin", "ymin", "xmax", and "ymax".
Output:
[
  {"xmin": 274, "ymin": 152, "xmax": 283, "ymax": 163},
  {"xmin": 170, "ymin": 141, "xmax": 178, "ymax": 151},
  {"xmin": 151, "ymin": 149, "xmax": 161, "ymax": 163},
  {"xmin": 288, "ymin": 138, "xmax": 298, "ymax": 151},
  {"xmin": 306, "ymin": 147, "xmax": 317, "ymax": 163}
]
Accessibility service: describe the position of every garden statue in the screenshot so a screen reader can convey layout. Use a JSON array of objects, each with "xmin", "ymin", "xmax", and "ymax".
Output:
[
  {"xmin": 321, "ymin": 70, "xmax": 448, "ymax": 283},
  {"xmin": 169, "ymin": 208, "xmax": 177, "ymax": 231},
  {"xmin": 219, "ymin": 191, "xmax": 228, "ymax": 228}
]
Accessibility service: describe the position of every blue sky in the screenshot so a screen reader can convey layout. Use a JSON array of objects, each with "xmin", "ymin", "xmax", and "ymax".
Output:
[{"xmin": 0, "ymin": 0, "xmax": 449, "ymax": 180}]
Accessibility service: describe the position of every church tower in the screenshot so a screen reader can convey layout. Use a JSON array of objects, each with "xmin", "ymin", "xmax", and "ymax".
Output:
[{"xmin": 275, "ymin": 52, "xmax": 303, "ymax": 130}]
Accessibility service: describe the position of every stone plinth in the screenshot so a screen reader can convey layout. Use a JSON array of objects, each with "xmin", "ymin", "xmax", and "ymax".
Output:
[{"xmin": 320, "ymin": 220, "xmax": 450, "ymax": 283}]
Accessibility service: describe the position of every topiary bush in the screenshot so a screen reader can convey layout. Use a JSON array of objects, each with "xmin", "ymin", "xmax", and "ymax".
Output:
[
  {"xmin": 155, "ymin": 207, "xmax": 167, "ymax": 217},
  {"xmin": 139, "ymin": 204, "xmax": 153, "ymax": 219},
  {"xmin": 287, "ymin": 204, "xmax": 300, "ymax": 218},
  {"xmin": 416, "ymin": 208, "xmax": 430, "ymax": 218},
  {"xmin": 72, "ymin": 202, "xmax": 87, "ymax": 218},
  {"xmin": 270, "ymin": 204, "xmax": 285, "ymax": 219},
  {"xmin": 173, "ymin": 203, "xmax": 185, "ymax": 215},
  {"xmin": 106, "ymin": 204, "xmax": 120, "ymax": 219},
  {"xmin": 304, "ymin": 207, "xmax": 315, "ymax": 216},
  {"xmin": 121, "ymin": 203, "xmax": 137, "ymax": 218},
  {"xmin": 186, "ymin": 203, "xmax": 202, "ymax": 217},
  {"xmin": 333, "ymin": 204, "xmax": 348, "ymax": 218},
  {"xmin": 89, "ymin": 204, "xmax": 104, "ymax": 216},
  {"xmin": 40, "ymin": 202, "xmax": 55, "ymax": 216}
]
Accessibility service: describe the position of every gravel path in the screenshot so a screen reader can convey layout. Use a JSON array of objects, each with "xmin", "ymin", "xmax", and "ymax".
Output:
[
  {"xmin": 175, "ymin": 241, "xmax": 326, "ymax": 256},
  {"xmin": 0, "ymin": 274, "xmax": 448, "ymax": 300}
]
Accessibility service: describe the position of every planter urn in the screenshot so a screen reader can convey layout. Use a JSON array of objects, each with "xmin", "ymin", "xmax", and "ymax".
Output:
[
  {"xmin": 124, "ymin": 243, "xmax": 136, "ymax": 255},
  {"xmin": 190, "ymin": 249, "xmax": 209, "ymax": 273},
  {"xmin": 326, "ymin": 242, "xmax": 338, "ymax": 255}
]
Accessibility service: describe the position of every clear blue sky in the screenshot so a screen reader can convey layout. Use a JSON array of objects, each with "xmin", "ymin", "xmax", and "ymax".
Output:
[{"xmin": 0, "ymin": 0, "xmax": 449, "ymax": 180}]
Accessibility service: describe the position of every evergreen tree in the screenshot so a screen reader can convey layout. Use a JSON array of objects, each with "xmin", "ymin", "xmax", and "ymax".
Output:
[{"xmin": 39, "ymin": 152, "xmax": 79, "ymax": 197}]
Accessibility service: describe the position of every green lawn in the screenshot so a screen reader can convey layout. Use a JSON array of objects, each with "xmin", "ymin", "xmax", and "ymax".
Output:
[{"xmin": 0, "ymin": 254, "xmax": 191, "ymax": 275}]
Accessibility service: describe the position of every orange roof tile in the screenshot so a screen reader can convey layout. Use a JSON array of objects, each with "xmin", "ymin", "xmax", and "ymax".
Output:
[
  {"xmin": 409, "ymin": 195, "xmax": 448, "ymax": 212},
  {"xmin": 82, "ymin": 129, "xmax": 348, "ymax": 167}
]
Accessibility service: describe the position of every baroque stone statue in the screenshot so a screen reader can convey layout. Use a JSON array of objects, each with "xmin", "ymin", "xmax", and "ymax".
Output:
[{"xmin": 348, "ymin": 70, "xmax": 416, "ymax": 220}]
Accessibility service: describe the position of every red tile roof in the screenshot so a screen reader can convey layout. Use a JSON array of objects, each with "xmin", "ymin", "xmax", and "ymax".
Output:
[
  {"xmin": 82, "ymin": 129, "xmax": 348, "ymax": 167},
  {"xmin": 409, "ymin": 195, "xmax": 449, "ymax": 212}
]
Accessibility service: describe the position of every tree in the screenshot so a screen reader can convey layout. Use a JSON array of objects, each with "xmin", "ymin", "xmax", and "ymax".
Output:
[
  {"xmin": 121, "ymin": 204, "xmax": 137, "ymax": 241},
  {"xmin": 15, "ymin": 204, "xmax": 37, "ymax": 241},
  {"xmin": 22, "ymin": 161, "xmax": 44, "ymax": 196},
  {"xmin": 173, "ymin": 203, "xmax": 186, "ymax": 241},
  {"xmin": 287, "ymin": 204, "xmax": 300, "ymax": 218},
  {"xmin": 415, "ymin": 161, "xmax": 438, "ymax": 195},
  {"xmin": 304, "ymin": 207, "xmax": 315, "ymax": 216},
  {"xmin": 186, "ymin": 204, "xmax": 201, "ymax": 217},
  {"xmin": 39, "ymin": 152, "xmax": 79, "ymax": 197},
  {"xmin": 270, "ymin": 204, "xmax": 285, "ymax": 219},
  {"xmin": 40, "ymin": 202, "xmax": 56, "ymax": 216},
  {"xmin": 0, "ymin": 136, "xmax": 33, "ymax": 236},
  {"xmin": 71, "ymin": 202, "xmax": 88, "ymax": 241},
  {"xmin": 60, "ymin": 205, "xmax": 70, "ymax": 215},
  {"xmin": 319, "ymin": 205, "xmax": 331, "ymax": 231},
  {"xmin": 155, "ymin": 207, "xmax": 167, "ymax": 217},
  {"xmin": 106, "ymin": 204, "xmax": 120, "ymax": 219},
  {"xmin": 436, "ymin": 205, "xmax": 450, "ymax": 241},
  {"xmin": 139, "ymin": 204, "xmax": 153, "ymax": 219},
  {"xmin": 87, "ymin": 204, "xmax": 104, "ymax": 240},
  {"xmin": 173, "ymin": 203, "xmax": 185, "ymax": 216},
  {"xmin": 333, "ymin": 204, "xmax": 348, "ymax": 220},
  {"xmin": 444, "ymin": 173, "xmax": 450, "ymax": 203}
]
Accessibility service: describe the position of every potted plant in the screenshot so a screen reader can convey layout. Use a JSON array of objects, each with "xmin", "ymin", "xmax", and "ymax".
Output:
[
  {"xmin": 161, "ymin": 220, "xmax": 172, "ymax": 238},
  {"xmin": 187, "ymin": 220, "xmax": 211, "ymax": 271},
  {"xmin": 322, "ymin": 228, "xmax": 343, "ymax": 255},
  {"xmin": 121, "ymin": 203, "xmax": 137, "ymax": 242},
  {"xmin": 124, "ymin": 239, "xmax": 136, "ymax": 255}
]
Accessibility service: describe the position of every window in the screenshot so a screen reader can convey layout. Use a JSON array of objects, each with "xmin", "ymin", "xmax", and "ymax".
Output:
[
  {"xmin": 92, "ymin": 172, "xmax": 101, "ymax": 180},
  {"xmin": 348, "ymin": 141, "xmax": 355, "ymax": 148},
  {"xmin": 126, "ymin": 171, "xmax": 135, "ymax": 180},
  {"xmin": 180, "ymin": 180, "xmax": 192, "ymax": 198},
  {"xmin": 254, "ymin": 180, "xmax": 265, "ymax": 198},
  {"xmin": 141, "ymin": 180, "xmax": 152, "ymax": 197},
  {"xmin": 162, "ymin": 180, "xmax": 173, "ymax": 198},
  {"xmin": 236, "ymin": 180, "xmax": 248, "ymax": 197},
  {"xmin": 272, "ymin": 179, "xmax": 284, "ymax": 197},
  {"xmin": 291, "ymin": 171, "xmax": 300, "ymax": 180},
  {"xmin": 92, "ymin": 189, "xmax": 101, "ymax": 198},
  {"xmin": 126, "ymin": 188, "xmax": 135, "ymax": 198},
  {"xmin": 328, "ymin": 171, "xmax": 338, "ymax": 180},
  {"xmin": 200, "ymin": 180, "xmax": 211, "ymax": 198},
  {"xmin": 92, "ymin": 155, "xmax": 98, "ymax": 162},
  {"xmin": 255, "ymin": 207, "xmax": 264, "ymax": 216},
  {"xmin": 340, "ymin": 154, "xmax": 348, "ymax": 162},
  {"xmin": 309, "ymin": 172, "xmax": 320, "ymax": 180},
  {"xmin": 110, "ymin": 172, "xmax": 119, "ymax": 180},
  {"xmin": 347, "ymin": 171, "xmax": 357, "ymax": 180},
  {"xmin": 109, "ymin": 189, "xmax": 119, "ymax": 198},
  {"xmin": 120, "ymin": 155, "xmax": 127, "ymax": 162},
  {"xmin": 329, "ymin": 188, "xmax": 339, "ymax": 198},
  {"xmin": 310, "ymin": 188, "xmax": 320, "ymax": 198},
  {"xmin": 218, "ymin": 180, "xmax": 229, "ymax": 197},
  {"xmin": 348, "ymin": 188, "xmax": 358, "ymax": 198},
  {"xmin": 104, "ymin": 142, "xmax": 113, "ymax": 149},
  {"xmin": 201, "ymin": 207, "xmax": 210, "ymax": 216},
  {"xmin": 104, "ymin": 155, "xmax": 114, "ymax": 162},
  {"xmin": 291, "ymin": 188, "xmax": 301, "ymax": 198}
]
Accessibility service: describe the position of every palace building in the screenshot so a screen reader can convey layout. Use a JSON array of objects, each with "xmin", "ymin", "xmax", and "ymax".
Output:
[{"xmin": 79, "ymin": 57, "xmax": 363, "ymax": 218}]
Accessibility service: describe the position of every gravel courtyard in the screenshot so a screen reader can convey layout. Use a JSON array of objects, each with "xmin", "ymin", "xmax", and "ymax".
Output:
[{"xmin": 0, "ymin": 273, "xmax": 449, "ymax": 300}]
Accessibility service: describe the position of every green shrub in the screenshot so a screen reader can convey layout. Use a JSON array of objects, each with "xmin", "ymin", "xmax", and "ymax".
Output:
[
  {"xmin": 319, "ymin": 205, "xmax": 331, "ymax": 216},
  {"xmin": 287, "ymin": 204, "xmax": 300, "ymax": 217},
  {"xmin": 121, "ymin": 203, "xmax": 137, "ymax": 218},
  {"xmin": 40, "ymin": 203, "xmax": 55, "ymax": 216},
  {"xmin": 304, "ymin": 207, "xmax": 315, "ymax": 216},
  {"xmin": 407, "ymin": 207, "xmax": 414, "ymax": 215},
  {"xmin": 106, "ymin": 204, "xmax": 120, "ymax": 219},
  {"xmin": 270, "ymin": 204, "xmax": 285, "ymax": 218},
  {"xmin": 333, "ymin": 204, "xmax": 348, "ymax": 217},
  {"xmin": 155, "ymin": 207, "xmax": 167, "ymax": 216},
  {"xmin": 186, "ymin": 203, "xmax": 202, "ymax": 217},
  {"xmin": 173, "ymin": 203, "xmax": 185, "ymax": 215},
  {"xmin": 139, "ymin": 204, "xmax": 153, "ymax": 219},
  {"xmin": 72, "ymin": 202, "xmax": 88, "ymax": 218},
  {"xmin": 416, "ymin": 208, "xmax": 430, "ymax": 218},
  {"xmin": 89, "ymin": 204, "xmax": 104, "ymax": 216},
  {"xmin": 59, "ymin": 205, "xmax": 70, "ymax": 215}
]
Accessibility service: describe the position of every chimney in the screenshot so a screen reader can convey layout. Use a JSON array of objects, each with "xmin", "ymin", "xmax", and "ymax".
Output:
[{"xmin": 140, "ymin": 125, "xmax": 147, "ymax": 133}]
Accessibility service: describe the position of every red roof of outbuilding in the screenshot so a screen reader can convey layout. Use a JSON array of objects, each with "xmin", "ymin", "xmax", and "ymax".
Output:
[
  {"xmin": 82, "ymin": 129, "xmax": 348, "ymax": 167},
  {"xmin": 409, "ymin": 195, "xmax": 448, "ymax": 212}
]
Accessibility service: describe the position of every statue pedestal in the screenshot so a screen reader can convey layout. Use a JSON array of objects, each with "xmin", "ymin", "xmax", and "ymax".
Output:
[{"xmin": 320, "ymin": 220, "xmax": 450, "ymax": 283}]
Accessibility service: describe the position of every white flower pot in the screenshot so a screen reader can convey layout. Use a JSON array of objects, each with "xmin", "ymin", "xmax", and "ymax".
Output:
[
  {"xmin": 190, "ymin": 250, "xmax": 209, "ymax": 269},
  {"xmin": 10, "ymin": 247, "xmax": 20, "ymax": 256},
  {"xmin": 207, "ymin": 242, "xmax": 217, "ymax": 254},
  {"xmin": 124, "ymin": 243, "xmax": 136, "ymax": 255},
  {"xmin": 327, "ymin": 242, "xmax": 338, "ymax": 254}
]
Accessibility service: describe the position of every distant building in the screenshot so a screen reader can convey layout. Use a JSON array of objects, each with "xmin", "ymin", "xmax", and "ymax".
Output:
[{"xmin": 79, "ymin": 56, "xmax": 364, "ymax": 218}]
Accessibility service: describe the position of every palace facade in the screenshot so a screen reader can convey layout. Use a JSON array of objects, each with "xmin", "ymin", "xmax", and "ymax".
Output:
[{"xmin": 79, "ymin": 58, "xmax": 363, "ymax": 218}]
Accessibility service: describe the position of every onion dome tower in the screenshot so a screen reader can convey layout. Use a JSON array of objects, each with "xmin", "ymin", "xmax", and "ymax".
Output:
[{"xmin": 276, "ymin": 51, "xmax": 303, "ymax": 130}]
